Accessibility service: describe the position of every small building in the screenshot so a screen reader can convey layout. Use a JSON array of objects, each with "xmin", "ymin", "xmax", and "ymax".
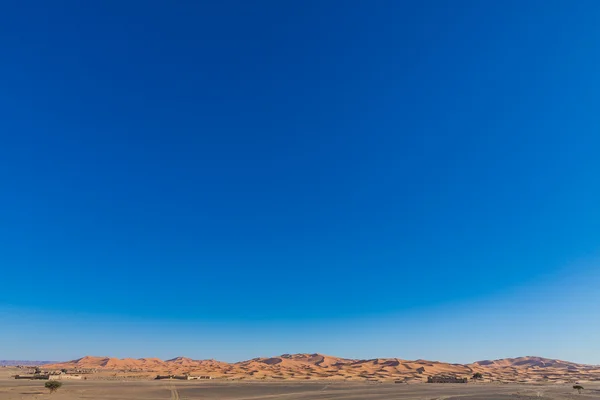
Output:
[
  {"xmin": 71, "ymin": 368, "xmax": 97, "ymax": 374},
  {"xmin": 156, "ymin": 375, "xmax": 181, "ymax": 380},
  {"xmin": 14, "ymin": 374, "xmax": 50, "ymax": 380},
  {"xmin": 155, "ymin": 375, "xmax": 212, "ymax": 380},
  {"xmin": 54, "ymin": 374, "xmax": 82, "ymax": 380},
  {"xmin": 427, "ymin": 375, "xmax": 468, "ymax": 383}
]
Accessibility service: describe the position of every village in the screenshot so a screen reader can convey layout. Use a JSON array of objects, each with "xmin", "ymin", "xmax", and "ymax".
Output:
[
  {"xmin": 12, "ymin": 366, "xmax": 97, "ymax": 381},
  {"xmin": 10, "ymin": 365, "xmax": 214, "ymax": 381}
]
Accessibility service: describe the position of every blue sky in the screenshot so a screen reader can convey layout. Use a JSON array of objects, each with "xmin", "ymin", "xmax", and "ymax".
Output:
[{"xmin": 1, "ymin": 1, "xmax": 599, "ymax": 363}]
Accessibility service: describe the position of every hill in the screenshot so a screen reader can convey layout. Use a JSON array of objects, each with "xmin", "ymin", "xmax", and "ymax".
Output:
[{"xmin": 41, "ymin": 354, "xmax": 600, "ymax": 382}]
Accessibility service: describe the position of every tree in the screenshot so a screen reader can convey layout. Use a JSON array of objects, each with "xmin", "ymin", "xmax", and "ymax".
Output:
[
  {"xmin": 45, "ymin": 380, "xmax": 62, "ymax": 394},
  {"xmin": 61, "ymin": 369, "xmax": 68, "ymax": 374},
  {"xmin": 573, "ymin": 385, "xmax": 584, "ymax": 394},
  {"xmin": 34, "ymin": 367, "xmax": 41, "ymax": 374},
  {"xmin": 472, "ymin": 372, "xmax": 483, "ymax": 380}
]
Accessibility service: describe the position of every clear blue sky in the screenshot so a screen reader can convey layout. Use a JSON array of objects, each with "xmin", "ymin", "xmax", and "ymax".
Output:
[{"xmin": 1, "ymin": 1, "xmax": 599, "ymax": 363}]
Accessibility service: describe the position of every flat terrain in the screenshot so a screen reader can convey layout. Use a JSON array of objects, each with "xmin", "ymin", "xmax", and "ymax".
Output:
[{"xmin": 1, "ymin": 372, "xmax": 600, "ymax": 400}]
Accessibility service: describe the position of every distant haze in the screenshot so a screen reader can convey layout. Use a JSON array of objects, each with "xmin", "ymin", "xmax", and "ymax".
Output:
[{"xmin": 0, "ymin": 360, "xmax": 57, "ymax": 367}]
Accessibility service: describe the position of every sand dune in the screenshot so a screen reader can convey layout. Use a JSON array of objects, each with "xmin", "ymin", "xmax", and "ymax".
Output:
[{"xmin": 41, "ymin": 354, "xmax": 600, "ymax": 382}]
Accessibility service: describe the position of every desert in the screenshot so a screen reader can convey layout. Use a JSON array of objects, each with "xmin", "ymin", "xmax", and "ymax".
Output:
[
  {"xmin": 2, "ymin": 355, "xmax": 600, "ymax": 400},
  {"xmin": 34, "ymin": 354, "xmax": 600, "ymax": 383},
  {"xmin": 3, "ymin": 1, "xmax": 600, "ymax": 399},
  {"xmin": 2, "ymin": 370, "xmax": 600, "ymax": 400}
]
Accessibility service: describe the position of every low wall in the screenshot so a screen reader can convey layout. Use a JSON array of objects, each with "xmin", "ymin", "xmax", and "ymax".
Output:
[{"xmin": 15, "ymin": 375, "xmax": 50, "ymax": 380}]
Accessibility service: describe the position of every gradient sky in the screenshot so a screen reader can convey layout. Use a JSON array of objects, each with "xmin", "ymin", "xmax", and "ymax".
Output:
[{"xmin": 1, "ymin": 1, "xmax": 599, "ymax": 364}]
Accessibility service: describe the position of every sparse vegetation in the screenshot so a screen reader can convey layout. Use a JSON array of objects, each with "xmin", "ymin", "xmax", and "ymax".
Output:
[
  {"xmin": 472, "ymin": 372, "xmax": 483, "ymax": 380},
  {"xmin": 573, "ymin": 385, "xmax": 584, "ymax": 394},
  {"xmin": 45, "ymin": 380, "xmax": 63, "ymax": 393}
]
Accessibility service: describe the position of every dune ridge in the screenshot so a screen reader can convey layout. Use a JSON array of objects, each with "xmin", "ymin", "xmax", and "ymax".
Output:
[{"xmin": 41, "ymin": 354, "xmax": 600, "ymax": 382}]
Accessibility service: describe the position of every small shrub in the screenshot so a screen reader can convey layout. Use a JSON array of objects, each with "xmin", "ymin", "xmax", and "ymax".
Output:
[{"xmin": 45, "ymin": 380, "xmax": 62, "ymax": 393}]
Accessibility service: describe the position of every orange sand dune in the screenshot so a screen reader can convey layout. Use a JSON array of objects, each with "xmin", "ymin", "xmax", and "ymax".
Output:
[{"xmin": 42, "ymin": 354, "xmax": 600, "ymax": 382}]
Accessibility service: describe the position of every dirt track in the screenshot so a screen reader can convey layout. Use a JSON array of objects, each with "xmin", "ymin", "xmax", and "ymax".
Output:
[{"xmin": 168, "ymin": 384, "xmax": 180, "ymax": 400}]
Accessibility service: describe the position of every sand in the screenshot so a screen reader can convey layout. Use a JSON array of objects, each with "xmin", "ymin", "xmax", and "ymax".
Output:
[
  {"xmin": 4, "ymin": 354, "xmax": 599, "ymax": 399},
  {"xmin": 38, "ymin": 354, "xmax": 600, "ymax": 383},
  {"xmin": 1, "ymin": 375, "xmax": 600, "ymax": 400}
]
